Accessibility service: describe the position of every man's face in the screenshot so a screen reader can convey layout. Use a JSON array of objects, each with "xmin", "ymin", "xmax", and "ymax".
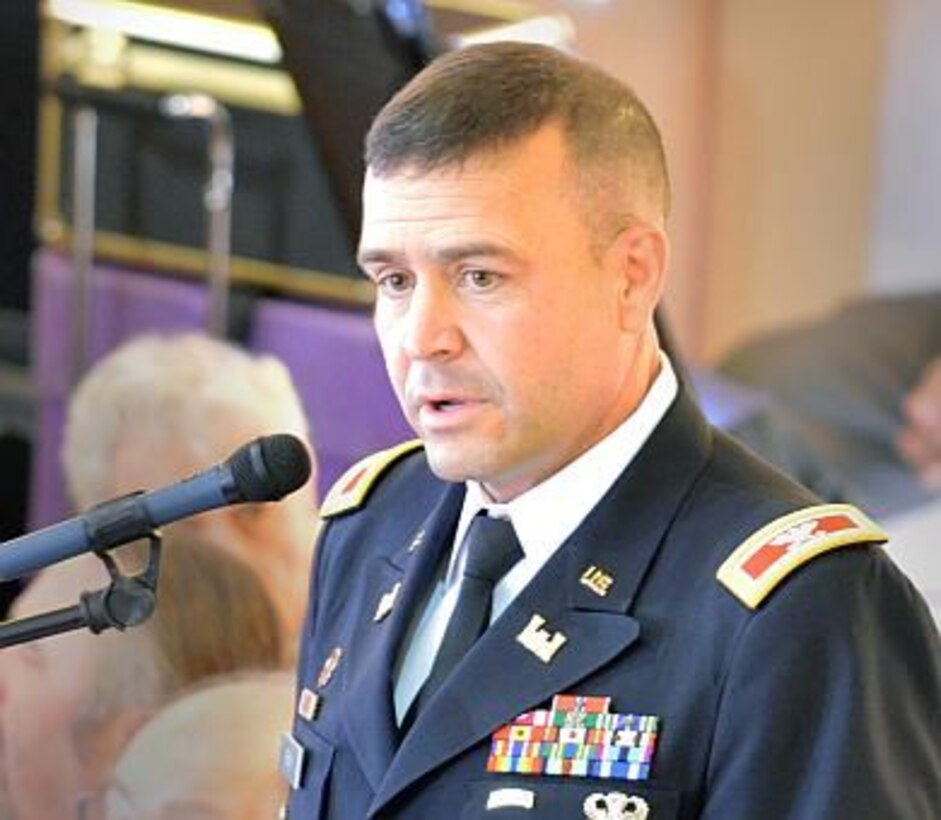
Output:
[
  {"xmin": 359, "ymin": 124, "xmax": 660, "ymax": 501},
  {"xmin": 0, "ymin": 561, "xmax": 113, "ymax": 820}
]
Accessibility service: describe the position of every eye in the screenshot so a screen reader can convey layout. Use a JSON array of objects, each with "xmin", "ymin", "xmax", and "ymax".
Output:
[
  {"xmin": 374, "ymin": 270, "xmax": 414, "ymax": 297},
  {"xmin": 462, "ymin": 268, "xmax": 500, "ymax": 291}
]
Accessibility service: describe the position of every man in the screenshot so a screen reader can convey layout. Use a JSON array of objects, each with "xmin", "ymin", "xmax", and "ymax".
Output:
[
  {"xmin": 286, "ymin": 42, "xmax": 940, "ymax": 818},
  {"xmin": 0, "ymin": 537, "xmax": 284, "ymax": 820},
  {"xmin": 62, "ymin": 332, "xmax": 320, "ymax": 642}
]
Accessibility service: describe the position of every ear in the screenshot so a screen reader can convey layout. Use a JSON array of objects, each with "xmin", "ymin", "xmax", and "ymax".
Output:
[{"xmin": 606, "ymin": 222, "xmax": 669, "ymax": 334}]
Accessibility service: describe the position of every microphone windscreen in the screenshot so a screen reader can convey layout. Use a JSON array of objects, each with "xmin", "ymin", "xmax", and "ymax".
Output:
[{"xmin": 230, "ymin": 434, "xmax": 312, "ymax": 502}]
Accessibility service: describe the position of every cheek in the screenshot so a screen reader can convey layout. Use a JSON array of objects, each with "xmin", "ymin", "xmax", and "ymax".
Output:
[
  {"xmin": 4, "ymin": 678, "xmax": 83, "ymax": 792},
  {"xmin": 375, "ymin": 316, "xmax": 402, "ymax": 373},
  {"xmin": 379, "ymin": 341, "xmax": 408, "ymax": 400},
  {"xmin": 4, "ymin": 676, "xmax": 70, "ymax": 746},
  {"xmin": 376, "ymin": 335, "xmax": 413, "ymax": 423},
  {"xmin": 496, "ymin": 308, "xmax": 619, "ymax": 410}
]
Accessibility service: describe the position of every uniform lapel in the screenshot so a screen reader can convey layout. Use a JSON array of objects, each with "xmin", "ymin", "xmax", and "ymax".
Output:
[
  {"xmin": 370, "ymin": 391, "xmax": 713, "ymax": 814},
  {"xmin": 343, "ymin": 482, "xmax": 465, "ymax": 791}
]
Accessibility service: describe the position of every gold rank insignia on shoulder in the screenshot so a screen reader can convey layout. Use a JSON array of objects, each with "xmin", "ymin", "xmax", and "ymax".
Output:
[
  {"xmin": 320, "ymin": 439, "xmax": 423, "ymax": 519},
  {"xmin": 717, "ymin": 503, "xmax": 888, "ymax": 609}
]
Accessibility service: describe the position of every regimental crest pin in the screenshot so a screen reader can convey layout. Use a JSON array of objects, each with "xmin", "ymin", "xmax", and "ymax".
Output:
[
  {"xmin": 317, "ymin": 646, "xmax": 343, "ymax": 688},
  {"xmin": 583, "ymin": 792, "xmax": 650, "ymax": 820},
  {"xmin": 297, "ymin": 687, "xmax": 321, "ymax": 721},
  {"xmin": 374, "ymin": 582, "xmax": 402, "ymax": 622}
]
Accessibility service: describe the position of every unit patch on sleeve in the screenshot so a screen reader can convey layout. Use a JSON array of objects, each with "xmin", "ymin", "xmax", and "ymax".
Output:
[{"xmin": 717, "ymin": 503, "xmax": 888, "ymax": 608}]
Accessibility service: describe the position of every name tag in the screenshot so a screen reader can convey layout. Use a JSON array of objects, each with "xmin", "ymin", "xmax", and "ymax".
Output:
[
  {"xmin": 278, "ymin": 732, "xmax": 305, "ymax": 789},
  {"xmin": 486, "ymin": 787, "xmax": 535, "ymax": 811}
]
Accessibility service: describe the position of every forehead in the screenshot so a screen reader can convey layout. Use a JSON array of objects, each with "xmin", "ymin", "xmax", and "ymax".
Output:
[{"xmin": 360, "ymin": 125, "xmax": 577, "ymax": 245}]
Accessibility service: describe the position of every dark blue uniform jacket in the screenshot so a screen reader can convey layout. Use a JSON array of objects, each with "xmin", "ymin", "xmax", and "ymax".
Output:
[{"xmin": 287, "ymin": 390, "xmax": 941, "ymax": 819}]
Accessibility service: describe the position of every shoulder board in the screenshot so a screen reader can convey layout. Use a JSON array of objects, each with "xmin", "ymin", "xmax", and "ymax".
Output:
[
  {"xmin": 320, "ymin": 440, "xmax": 424, "ymax": 519},
  {"xmin": 717, "ymin": 503, "xmax": 887, "ymax": 609}
]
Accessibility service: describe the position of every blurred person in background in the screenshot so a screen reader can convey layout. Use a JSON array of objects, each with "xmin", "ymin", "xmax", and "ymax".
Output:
[
  {"xmin": 62, "ymin": 332, "xmax": 320, "ymax": 640},
  {"xmin": 0, "ymin": 534, "xmax": 284, "ymax": 820},
  {"xmin": 720, "ymin": 293, "xmax": 941, "ymax": 518},
  {"xmin": 719, "ymin": 293, "xmax": 941, "ymax": 618},
  {"xmin": 899, "ymin": 349, "xmax": 941, "ymax": 489},
  {"xmin": 101, "ymin": 671, "xmax": 293, "ymax": 820}
]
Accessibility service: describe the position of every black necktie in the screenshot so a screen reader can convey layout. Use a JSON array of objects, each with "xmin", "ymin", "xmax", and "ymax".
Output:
[{"xmin": 408, "ymin": 512, "xmax": 524, "ymax": 722}]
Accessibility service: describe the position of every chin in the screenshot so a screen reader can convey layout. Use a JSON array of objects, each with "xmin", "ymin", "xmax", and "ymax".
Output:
[{"xmin": 424, "ymin": 443, "xmax": 480, "ymax": 484}]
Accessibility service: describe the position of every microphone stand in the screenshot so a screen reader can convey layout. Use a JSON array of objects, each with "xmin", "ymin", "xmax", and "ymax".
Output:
[{"xmin": 0, "ymin": 532, "xmax": 163, "ymax": 649}]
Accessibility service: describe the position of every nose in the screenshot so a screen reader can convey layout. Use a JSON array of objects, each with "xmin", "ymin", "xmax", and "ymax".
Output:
[{"xmin": 398, "ymin": 278, "xmax": 463, "ymax": 362}]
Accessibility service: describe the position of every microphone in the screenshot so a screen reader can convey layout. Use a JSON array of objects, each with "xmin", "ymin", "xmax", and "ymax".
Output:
[{"xmin": 0, "ymin": 434, "xmax": 312, "ymax": 581}]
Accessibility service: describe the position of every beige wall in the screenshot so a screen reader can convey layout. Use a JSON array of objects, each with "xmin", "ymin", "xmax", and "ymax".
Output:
[
  {"xmin": 535, "ymin": 0, "xmax": 890, "ymax": 363},
  {"xmin": 702, "ymin": 0, "xmax": 887, "ymax": 361},
  {"xmin": 532, "ymin": 0, "xmax": 717, "ymax": 360},
  {"xmin": 869, "ymin": 0, "xmax": 941, "ymax": 295}
]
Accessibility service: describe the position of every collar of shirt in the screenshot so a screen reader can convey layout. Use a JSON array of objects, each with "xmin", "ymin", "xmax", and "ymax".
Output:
[{"xmin": 447, "ymin": 352, "xmax": 679, "ymax": 613}]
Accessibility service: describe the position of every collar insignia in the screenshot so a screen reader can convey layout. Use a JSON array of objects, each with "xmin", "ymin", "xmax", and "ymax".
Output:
[
  {"xmin": 516, "ymin": 614, "xmax": 567, "ymax": 663},
  {"xmin": 580, "ymin": 564, "xmax": 615, "ymax": 597}
]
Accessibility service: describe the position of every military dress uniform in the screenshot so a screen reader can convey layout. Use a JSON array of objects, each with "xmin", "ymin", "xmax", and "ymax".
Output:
[{"xmin": 282, "ymin": 389, "xmax": 941, "ymax": 819}]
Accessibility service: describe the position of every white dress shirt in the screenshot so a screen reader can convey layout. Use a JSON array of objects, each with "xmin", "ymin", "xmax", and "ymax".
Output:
[{"xmin": 393, "ymin": 354, "xmax": 679, "ymax": 723}]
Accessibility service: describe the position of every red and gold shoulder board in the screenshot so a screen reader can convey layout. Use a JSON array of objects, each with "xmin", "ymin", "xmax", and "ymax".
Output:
[
  {"xmin": 717, "ymin": 503, "xmax": 888, "ymax": 609},
  {"xmin": 320, "ymin": 440, "xmax": 423, "ymax": 519}
]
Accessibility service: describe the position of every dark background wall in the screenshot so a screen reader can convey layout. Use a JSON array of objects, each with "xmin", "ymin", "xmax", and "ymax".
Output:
[
  {"xmin": 0, "ymin": 0, "xmax": 39, "ymax": 314},
  {"xmin": 0, "ymin": 0, "xmax": 38, "ymax": 612}
]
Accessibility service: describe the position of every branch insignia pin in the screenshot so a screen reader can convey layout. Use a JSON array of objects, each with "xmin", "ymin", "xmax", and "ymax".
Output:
[{"xmin": 516, "ymin": 614, "xmax": 567, "ymax": 663}]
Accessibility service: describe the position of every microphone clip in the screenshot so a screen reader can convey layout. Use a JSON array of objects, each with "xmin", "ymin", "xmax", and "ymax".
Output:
[
  {"xmin": 0, "ymin": 531, "xmax": 164, "ymax": 649},
  {"xmin": 82, "ymin": 531, "xmax": 163, "ymax": 634}
]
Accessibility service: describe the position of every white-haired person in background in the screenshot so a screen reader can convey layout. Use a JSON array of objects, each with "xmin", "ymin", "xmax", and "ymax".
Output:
[
  {"xmin": 62, "ymin": 333, "xmax": 320, "ymax": 642},
  {"xmin": 102, "ymin": 671, "xmax": 294, "ymax": 820},
  {"xmin": 0, "ymin": 536, "xmax": 285, "ymax": 820}
]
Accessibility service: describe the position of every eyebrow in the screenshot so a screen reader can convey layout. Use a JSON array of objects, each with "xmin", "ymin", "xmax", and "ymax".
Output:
[{"xmin": 357, "ymin": 241, "xmax": 518, "ymax": 270}]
